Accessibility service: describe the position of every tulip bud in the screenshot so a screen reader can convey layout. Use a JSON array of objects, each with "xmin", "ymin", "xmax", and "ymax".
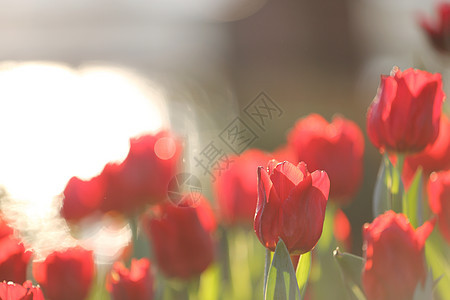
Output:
[
  {"xmin": 254, "ymin": 160, "xmax": 329, "ymax": 254},
  {"xmin": 213, "ymin": 149, "xmax": 271, "ymax": 226},
  {"xmin": 287, "ymin": 114, "xmax": 364, "ymax": 203},
  {"xmin": 367, "ymin": 67, "xmax": 445, "ymax": 154},
  {"xmin": 33, "ymin": 246, "xmax": 95, "ymax": 300},
  {"xmin": 142, "ymin": 195, "xmax": 216, "ymax": 279},
  {"xmin": 0, "ymin": 236, "xmax": 32, "ymax": 284},
  {"xmin": 362, "ymin": 211, "xmax": 435, "ymax": 300},
  {"xmin": 421, "ymin": 3, "xmax": 450, "ymax": 53}
]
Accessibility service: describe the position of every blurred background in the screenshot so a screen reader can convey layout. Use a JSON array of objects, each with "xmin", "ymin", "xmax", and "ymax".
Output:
[{"xmin": 0, "ymin": 0, "xmax": 445, "ymax": 256}]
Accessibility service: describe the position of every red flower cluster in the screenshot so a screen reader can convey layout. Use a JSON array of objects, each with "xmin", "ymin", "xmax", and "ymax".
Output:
[
  {"xmin": 142, "ymin": 195, "xmax": 216, "ymax": 279},
  {"xmin": 287, "ymin": 114, "xmax": 364, "ymax": 202},
  {"xmin": 107, "ymin": 258, "xmax": 154, "ymax": 300},
  {"xmin": 362, "ymin": 211, "xmax": 435, "ymax": 300},
  {"xmin": 428, "ymin": 171, "xmax": 450, "ymax": 244},
  {"xmin": 254, "ymin": 160, "xmax": 329, "ymax": 254},
  {"xmin": 0, "ymin": 215, "xmax": 31, "ymax": 285},
  {"xmin": 0, "ymin": 281, "xmax": 44, "ymax": 300},
  {"xmin": 367, "ymin": 67, "xmax": 445, "ymax": 154},
  {"xmin": 61, "ymin": 131, "xmax": 181, "ymax": 221},
  {"xmin": 33, "ymin": 246, "xmax": 95, "ymax": 300},
  {"xmin": 214, "ymin": 149, "xmax": 271, "ymax": 226}
]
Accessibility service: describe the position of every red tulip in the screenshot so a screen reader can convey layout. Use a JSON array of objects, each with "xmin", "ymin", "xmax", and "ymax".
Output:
[
  {"xmin": 428, "ymin": 171, "xmax": 450, "ymax": 243},
  {"xmin": 362, "ymin": 211, "xmax": 435, "ymax": 300},
  {"xmin": 107, "ymin": 258, "xmax": 153, "ymax": 300},
  {"xmin": 402, "ymin": 115, "xmax": 450, "ymax": 188},
  {"xmin": 61, "ymin": 131, "xmax": 182, "ymax": 221},
  {"xmin": 103, "ymin": 131, "xmax": 181, "ymax": 212},
  {"xmin": 60, "ymin": 175, "xmax": 105, "ymax": 222},
  {"xmin": 287, "ymin": 114, "xmax": 364, "ymax": 203},
  {"xmin": 213, "ymin": 149, "xmax": 271, "ymax": 225},
  {"xmin": 142, "ymin": 195, "xmax": 215, "ymax": 279},
  {"xmin": 0, "ymin": 281, "xmax": 45, "ymax": 300},
  {"xmin": 333, "ymin": 208, "xmax": 352, "ymax": 251},
  {"xmin": 0, "ymin": 236, "xmax": 31, "ymax": 284},
  {"xmin": 33, "ymin": 246, "xmax": 95, "ymax": 300},
  {"xmin": 421, "ymin": 3, "xmax": 450, "ymax": 53},
  {"xmin": 367, "ymin": 67, "xmax": 445, "ymax": 154},
  {"xmin": 254, "ymin": 160, "xmax": 329, "ymax": 254}
]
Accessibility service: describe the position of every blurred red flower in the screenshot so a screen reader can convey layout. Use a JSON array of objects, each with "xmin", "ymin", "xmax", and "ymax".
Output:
[
  {"xmin": 107, "ymin": 258, "xmax": 153, "ymax": 300},
  {"xmin": 0, "ymin": 281, "xmax": 45, "ymax": 300},
  {"xmin": 142, "ymin": 195, "xmax": 216, "ymax": 279},
  {"xmin": 61, "ymin": 131, "xmax": 182, "ymax": 221},
  {"xmin": 254, "ymin": 160, "xmax": 329, "ymax": 254},
  {"xmin": 402, "ymin": 115, "xmax": 450, "ymax": 188},
  {"xmin": 428, "ymin": 171, "xmax": 450, "ymax": 243},
  {"xmin": 367, "ymin": 67, "xmax": 445, "ymax": 154},
  {"xmin": 333, "ymin": 208, "xmax": 352, "ymax": 252},
  {"xmin": 213, "ymin": 149, "xmax": 271, "ymax": 226},
  {"xmin": 421, "ymin": 3, "xmax": 450, "ymax": 53},
  {"xmin": 33, "ymin": 246, "xmax": 95, "ymax": 300},
  {"xmin": 362, "ymin": 211, "xmax": 435, "ymax": 300},
  {"xmin": 287, "ymin": 114, "xmax": 364, "ymax": 203},
  {"xmin": 0, "ymin": 236, "xmax": 32, "ymax": 284}
]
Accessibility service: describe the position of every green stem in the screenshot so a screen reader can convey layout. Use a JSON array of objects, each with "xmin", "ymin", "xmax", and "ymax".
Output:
[
  {"xmin": 391, "ymin": 153, "xmax": 405, "ymax": 213},
  {"xmin": 263, "ymin": 247, "xmax": 271, "ymax": 298}
]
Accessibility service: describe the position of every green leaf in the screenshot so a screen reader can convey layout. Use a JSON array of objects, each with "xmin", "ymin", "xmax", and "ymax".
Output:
[
  {"xmin": 333, "ymin": 248, "xmax": 366, "ymax": 300},
  {"xmin": 403, "ymin": 167, "xmax": 423, "ymax": 228},
  {"xmin": 373, "ymin": 154, "xmax": 404, "ymax": 217},
  {"xmin": 265, "ymin": 239, "xmax": 301, "ymax": 300},
  {"xmin": 295, "ymin": 251, "xmax": 311, "ymax": 298},
  {"xmin": 426, "ymin": 232, "xmax": 450, "ymax": 299},
  {"xmin": 373, "ymin": 156, "xmax": 390, "ymax": 217}
]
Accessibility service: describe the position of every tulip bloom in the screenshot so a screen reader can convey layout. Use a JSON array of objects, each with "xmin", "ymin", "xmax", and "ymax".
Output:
[
  {"xmin": 287, "ymin": 114, "xmax": 364, "ymax": 202},
  {"xmin": 362, "ymin": 211, "xmax": 435, "ymax": 300},
  {"xmin": 213, "ymin": 149, "xmax": 271, "ymax": 225},
  {"xmin": 61, "ymin": 131, "xmax": 181, "ymax": 221},
  {"xmin": 421, "ymin": 3, "xmax": 450, "ymax": 53},
  {"xmin": 367, "ymin": 67, "xmax": 445, "ymax": 154},
  {"xmin": 402, "ymin": 115, "xmax": 450, "ymax": 188},
  {"xmin": 107, "ymin": 258, "xmax": 154, "ymax": 300},
  {"xmin": 0, "ymin": 236, "xmax": 32, "ymax": 284},
  {"xmin": 33, "ymin": 246, "xmax": 95, "ymax": 300},
  {"xmin": 428, "ymin": 171, "xmax": 450, "ymax": 243},
  {"xmin": 0, "ymin": 281, "xmax": 45, "ymax": 300},
  {"xmin": 143, "ymin": 195, "xmax": 216, "ymax": 279},
  {"xmin": 254, "ymin": 160, "xmax": 330, "ymax": 254}
]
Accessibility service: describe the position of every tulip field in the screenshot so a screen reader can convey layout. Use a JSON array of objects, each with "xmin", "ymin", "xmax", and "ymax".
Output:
[{"xmin": 2, "ymin": 3, "xmax": 450, "ymax": 300}]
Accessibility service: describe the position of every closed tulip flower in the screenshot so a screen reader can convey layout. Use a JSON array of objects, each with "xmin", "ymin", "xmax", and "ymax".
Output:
[
  {"xmin": 0, "ymin": 281, "xmax": 45, "ymax": 300},
  {"xmin": 427, "ymin": 171, "xmax": 450, "ymax": 243},
  {"xmin": 61, "ymin": 131, "xmax": 182, "ymax": 221},
  {"xmin": 402, "ymin": 115, "xmax": 450, "ymax": 188},
  {"xmin": 143, "ymin": 195, "xmax": 216, "ymax": 279},
  {"xmin": 33, "ymin": 246, "xmax": 95, "ymax": 300},
  {"xmin": 421, "ymin": 3, "xmax": 450, "ymax": 53},
  {"xmin": 213, "ymin": 149, "xmax": 271, "ymax": 225},
  {"xmin": 254, "ymin": 160, "xmax": 330, "ymax": 254},
  {"xmin": 107, "ymin": 258, "xmax": 154, "ymax": 300},
  {"xmin": 362, "ymin": 211, "xmax": 435, "ymax": 300},
  {"xmin": 0, "ymin": 236, "xmax": 32, "ymax": 284},
  {"xmin": 287, "ymin": 114, "xmax": 364, "ymax": 202},
  {"xmin": 367, "ymin": 67, "xmax": 445, "ymax": 154}
]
